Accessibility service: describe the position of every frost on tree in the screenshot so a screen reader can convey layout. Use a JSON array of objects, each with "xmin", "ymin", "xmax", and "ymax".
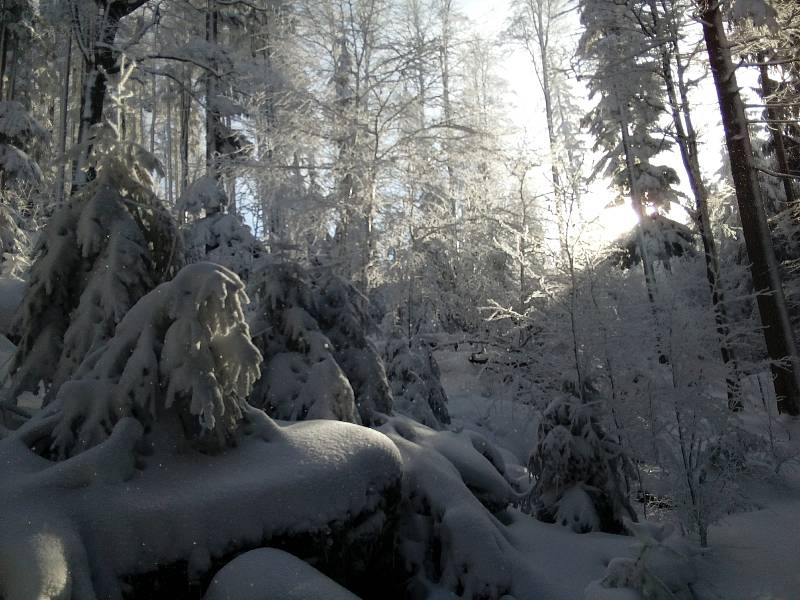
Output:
[
  {"xmin": 384, "ymin": 334, "xmax": 450, "ymax": 429},
  {"xmin": 311, "ymin": 264, "xmax": 393, "ymax": 425},
  {"xmin": 528, "ymin": 390, "xmax": 636, "ymax": 533},
  {"xmin": 50, "ymin": 262, "xmax": 262, "ymax": 457},
  {"xmin": 9, "ymin": 135, "xmax": 183, "ymax": 400},
  {"xmin": 249, "ymin": 258, "xmax": 360, "ymax": 423},
  {"xmin": 609, "ymin": 213, "xmax": 695, "ymax": 269},
  {"xmin": 0, "ymin": 203, "xmax": 28, "ymax": 278},
  {"xmin": 181, "ymin": 175, "xmax": 263, "ymax": 282},
  {"xmin": 0, "ymin": 101, "xmax": 46, "ymax": 278}
]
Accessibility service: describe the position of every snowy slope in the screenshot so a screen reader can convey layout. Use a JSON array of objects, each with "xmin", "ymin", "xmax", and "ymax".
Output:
[{"xmin": 435, "ymin": 346, "xmax": 539, "ymax": 466}]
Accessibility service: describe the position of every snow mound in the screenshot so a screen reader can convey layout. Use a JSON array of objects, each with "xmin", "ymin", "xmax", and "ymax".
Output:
[
  {"xmin": 386, "ymin": 415, "xmax": 517, "ymax": 511},
  {"xmin": 0, "ymin": 411, "xmax": 402, "ymax": 599},
  {"xmin": 380, "ymin": 415, "xmax": 518, "ymax": 598},
  {"xmin": 204, "ymin": 548, "xmax": 360, "ymax": 600},
  {"xmin": 585, "ymin": 520, "xmax": 696, "ymax": 600}
]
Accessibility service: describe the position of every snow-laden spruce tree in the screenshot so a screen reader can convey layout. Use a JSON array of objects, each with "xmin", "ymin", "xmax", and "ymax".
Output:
[
  {"xmin": 10, "ymin": 127, "xmax": 182, "ymax": 400},
  {"xmin": 384, "ymin": 333, "xmax": 450, "ymax": 429},
  {"xmin": 311, "ymin": 263, "xmax": 393, "ymax": 425},
  {"xmin": 528, "ymin": 384, "xmax": 636, "ymax": 533},
  {"xmin": 249, "ymin": 258, "xmax": 360, "ymax": 423},
  {"xmin": 50, "ymin": 262, "xmax": 261, "ymax": 457},
  {"xmin": 180, "ymin": 175, "xmax": 263, "ymax": 282},
  {"xmin": 0, "ymin": 99, "xmax": 45, "ymax": 185}
]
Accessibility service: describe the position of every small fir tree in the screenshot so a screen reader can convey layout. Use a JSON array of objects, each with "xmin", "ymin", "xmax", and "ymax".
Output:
[
  {"xmin": 51, "ymin": 262, "xmax": 262, "ymax": 457},
  {"xmin": 528, "ymin": 384, "xmax": 636, "ymax": 533},
  {"xmin": 10, "ymin": 128, "xmax": 182, "ymax": 399},
  {"xmin": 384, "ymin": 334, "xmax": 450, "ymax": 429},
  {"xmin": 249, "ymin": 258, "xmax": 360, "ymax": 423}
]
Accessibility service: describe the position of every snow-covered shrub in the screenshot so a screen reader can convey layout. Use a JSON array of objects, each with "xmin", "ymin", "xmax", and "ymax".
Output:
[
  {"xmin": 180, "ymin": 174, "xmax": 229, "ymax": 215},
  {"xmin": 311, "ymin": 264, "xmax": 393, "ymax": 424},
  {"xmin": 585, "ymin": 520, "xmax": 696, "ymax": 600},
  {"xmin": 50, "ymin": 262, "xmax": 261, "ymax": 457},
  {"xmin": 10, "ymin": 134, "xmax": 182, "ymax": 399},
  {"xmin": 0, "ymin": 100, "xmax": 46, "ymax": 185},
  {"xmin": 181, "ymin": 175, "xmax": 263, "ymax": 282},
  {"xmin": 0, "ymin": 101, "xmax": 45, "ymax": 280},
  {"xmin": 528, "ymin": 392, "xmax": 636, "ymax": 534},
  {"xmin": 384, "ymin": 334, "xmax": 450, "ymax": 429},
  {"xmin": 249, "ymin": 258, "xmax": 360, "ymax": 423}
]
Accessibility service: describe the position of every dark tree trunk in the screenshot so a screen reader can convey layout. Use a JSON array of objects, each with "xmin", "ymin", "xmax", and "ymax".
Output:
[
  {"xmin": 71, "ymin": 1, "xmax": 150, "ymax": 189},
  {"xmin": 649, "ymin": 0, "xmax": 741, "ymax": 408},
  {"xmin": 205, "ymin": 0, "xmax": 221, "ymax": 181},
  {"xmin": 699, "ymin": 1, "xmax": 800, "ymax": 415},
  {"xmin": 55, "ymin": 32, "xmax": 73, "ymax": 206},
  {"xmin": 758, "ymin": 57, "xmax": 796, "ymax": 207},
  {"xmin": 71, "ymin": 12, "xmax": 121, "ymax": 188}
]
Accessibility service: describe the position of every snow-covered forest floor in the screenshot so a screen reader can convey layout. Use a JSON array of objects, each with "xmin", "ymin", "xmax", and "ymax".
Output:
[
  {"xmin": 2, "ymin": 279, "xmax": 799, "ymax": 599},
  {"xmin": 693, "ymin": 420, "xmax": 800, "ymax": 600},
  {"xmin": 434, "ymin": 342, "xmax": 800, "ymax": 600}
]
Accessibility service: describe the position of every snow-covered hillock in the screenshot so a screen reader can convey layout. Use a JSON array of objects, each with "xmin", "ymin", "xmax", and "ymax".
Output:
[
  {"xmin": 379, "ymin": 415, "xmax": 520, "ymax": 598},
  {"xmin": 0, "ymin": 411, "xmax": 402, "ymax": 600}
]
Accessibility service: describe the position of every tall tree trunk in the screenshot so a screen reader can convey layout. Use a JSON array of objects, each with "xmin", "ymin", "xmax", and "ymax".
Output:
[
  {"xmin": 652, "ymin": 0, "xmax": 740, "ymax": 407},
  {"xmin": 531, "ymin": 1, "xmax": 568, "ymax": 258},
  {"xmin": 698, "ymin": 1, "xmax": 800, "ymax": 415},
  {"xmin": 0, "ymin": 21, "xmax": 7, "ymax": 99},
  {"xmin": 205, "ymin": 0, "xmax": 221, "ymax": 182},
  {"xmin": 618, "ymin": 103, "xmax": 668, "ymax": 363},
  {"xmin": 54, "ymin": 31, "xmax": 72, "ymax": 207},
  {"xmin": 166, "ymin": 89, "xmax": 174, "ymax": 208},
  {"xmin": 71, "ymin": 9, "xmax": 122, "ymax": 188},
  {"xmin": 439, "ymin": 0, "xmax": 457, "ymax": 253},
  {"xmin": 5, "ymin": 29, "xmax": 16, "ymax": 101},
  {"xmin": 758, "ymin": 57, "xmax": 796, "ymax": 207}
]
